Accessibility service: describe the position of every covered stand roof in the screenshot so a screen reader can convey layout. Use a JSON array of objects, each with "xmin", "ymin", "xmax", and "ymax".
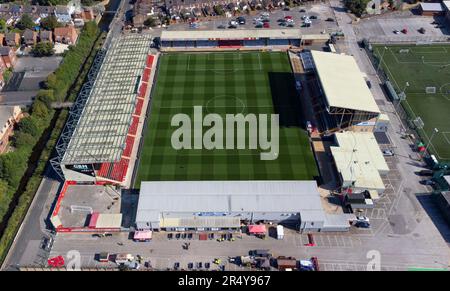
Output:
[
  {"xmin": 61, "ymin": 33, "xmax": 152, "ymax": 165},
  {"xmin": 311, "ymin": 50, "xmax": 380, "ymax": 114},
  {"xmin": 161, "ymin": 29, "xmax": 301, "ymax": 41},
  {"xmin": 136, "ymin": 181, "xmax": 326, "ymax": 225}
]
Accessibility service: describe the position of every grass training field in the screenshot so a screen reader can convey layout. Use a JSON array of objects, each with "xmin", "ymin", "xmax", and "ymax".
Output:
[
  {"xmin": 134, "ymin": 52, "xmax": 318, "ymax": 185},
  {"xmin": 374, "ymin": 44, "xmax": 450, "ymax": 161}
]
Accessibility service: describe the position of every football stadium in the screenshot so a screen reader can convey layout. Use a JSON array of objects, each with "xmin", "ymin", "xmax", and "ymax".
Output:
[
  {"xmin": 374, "ymin": 44, "xmax": 450, "ymax": 161},
  {"xmin": 50, "ymin": 30, "xmax": 382, "ymax": 233},
  {"xmin": 134, "ymin": 52, "xmax": 318, "ymax": 185}
]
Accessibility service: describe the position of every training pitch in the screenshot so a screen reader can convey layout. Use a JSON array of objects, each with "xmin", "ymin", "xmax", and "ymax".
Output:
[
  {"xmin": 374, "ymin": 44, "xmax": 450, "ymax": 161},
  {"xmin": 134, "ymin": 52, "xmax": 318, "ymax": 185}
]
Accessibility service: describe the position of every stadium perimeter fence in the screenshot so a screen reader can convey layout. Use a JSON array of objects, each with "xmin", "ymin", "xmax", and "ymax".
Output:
[{"xmin": 362, "ymin": 39, "xmax": 442, "ymax": 161}]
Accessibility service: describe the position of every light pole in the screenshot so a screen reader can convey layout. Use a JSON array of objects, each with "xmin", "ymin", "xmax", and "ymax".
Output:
[
  {"xmin": 395, "ymin": 81, "xmax": 409, "ymax": 113},
  {"xmin": 423, "ymin": 128, "xmax": 439, "ymax": 157},
  {"xmin": 377, "ymin": 46, "xmax": 388, "ymax": 72}
]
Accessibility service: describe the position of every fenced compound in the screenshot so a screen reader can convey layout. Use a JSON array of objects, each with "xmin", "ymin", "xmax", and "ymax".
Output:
[{"xmin": 364, "ymin": 40, "xmax": 450, "ymax": 162}]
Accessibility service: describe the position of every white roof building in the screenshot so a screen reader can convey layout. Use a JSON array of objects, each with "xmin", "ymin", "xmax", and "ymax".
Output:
[
  {"xmin": 136, "ymin": 180, "xmax": 327, "ymax": 230},
  {"xmin": 311, "ymin": 50, "xmax": 380, "ymax": 114},
  {"xmin": 331, "ymin": 132, "xmax": 389, "ymax": 193}
]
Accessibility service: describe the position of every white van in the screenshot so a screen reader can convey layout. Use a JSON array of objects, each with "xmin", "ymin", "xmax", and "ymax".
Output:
[{"xmin": 276, "ymin": 225, "xmax": 284, "ymax": 240}]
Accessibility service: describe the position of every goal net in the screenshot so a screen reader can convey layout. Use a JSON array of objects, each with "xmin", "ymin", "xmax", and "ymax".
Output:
[
  {"xmin": 399, "ymin": 49, "xmax": 410, "ymax": 53},
  {"xmin": 425, "ymin": 87, "xmax": 436, "ymax": 94}
]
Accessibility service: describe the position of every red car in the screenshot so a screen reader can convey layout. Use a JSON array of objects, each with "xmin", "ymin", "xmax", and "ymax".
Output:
[
  {"xmin": 284, "ymin": 15, "xmax": 292, "ymax": 20},
  {"xmin": 263, "ymin": 22, "xmax": 270, "ymax": 28}
]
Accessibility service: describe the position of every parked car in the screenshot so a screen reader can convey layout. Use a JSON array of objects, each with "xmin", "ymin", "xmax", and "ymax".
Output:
[
  {"xmin": 205, "ymin": 262, "xmax": 210, "ymax": 269},
  {"xmin": 208, "ymin": 233, "xmax": 214, "ymax": 240},
  {"xmin": 218, "ymin": 24, "xmax": 226, "ymax": 29},
  {"xmin": 325, "ymin": 17, "xmax": 334, "ymax": 22},
  {"xmin": 393, "ymin": 29, "xmax": 400, "ymax": 34},
  {"xmin": 382, "ymin": 149, "xmax": 395, "ymax": 156},
  {"xmin": 196, "ymin": 262, "xmax": 202, "ymax": 269},
  {"xmin": 296, "ymin": 80, "xmax": 302, "ymax": 90},
  {"xmin": 366, "ymin": 80, "xmax": 372, "ymax": 88},
  {"xmin": 174, "ymin": 262, "xmax": 180, "ymax": 270},
  {"xmin": 182, "ymin": 233, "xmax": 187, "ymax": 239},
  {"xmin": 418, "ymin": 27, "xmax": 426, "ymax": 34},
  {"xmin": 255, "ymin": 23, "xmax": 263, "ymax": 28},
  {"xmin": 354, "ymin": 221, "xmax": 370, "ymax": 228},
  {"xmin": 167, "ymin": 233, "xmax": 173, "ymax": 240},
  {"xmin": 187, "ymin": 233, "xmax": 193, "ymax": 239},
  {"xmin": 175, "ymin": 233, "xmax": 181, "ymax": 239},
  {"xmin": 237, "ymin": 16, "xmax": 246, "ymax": 24},
  {"xmin": 263, "ymin": 22, "xmax": 270, "ymax": 28},
  {"xmin": 188, "ymin": 262, "xmax": 193, "ymax": 269},
  {"xmin": 309, "ymin": 15, "xmax": 317, "ymax": 19},
  {"xmin": 299, "ymin": 9, "xmax": 306, "ymax": 12},
  {"xmin": 417, "ymin": 169, "xmax": 433, "ymax": 176}
]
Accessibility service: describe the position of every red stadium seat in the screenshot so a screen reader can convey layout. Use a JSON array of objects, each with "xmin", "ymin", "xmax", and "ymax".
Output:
[
  {"xmin": 142, "ymin": 68, "xmax": 151, "ymax": 83},
  {"xmin": 138, "ymin": 83, "xmax": 148, "ymax": 98},
  {"xmin": 123, "ymin": 135, "xmax": 135, "ymax": 158},
  {"xmin": 128, "ymin": 116, "xmax": 139, "ymax": 136},
  {"xmin": 146, "ymin": 55, "xmax": 154, "ymax": 68},
  {"xmin": 134, "ymin": 99, "xmax": 144, "ymax": 116}
]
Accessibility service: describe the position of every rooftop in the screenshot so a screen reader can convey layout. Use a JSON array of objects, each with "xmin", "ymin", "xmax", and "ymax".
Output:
[
  {"xmin": 0, "ymin": 106, "xmax": 16, "ymax": 126},
  {"xmin": 61, "ymin": 33, "xmax": 152, "ymax": 165},
  {"xmin": 420, "ymin": 2, "xmax": 444, "ymax": 12},
  {"xmin": 137, "ymin": 181, "xmax": 326, "ymax": 223},
  {"xmin": 311, "ymin": 50, "xmax": 380, "ymax": 114},
  {"xmin": 161, "ymin": 29, "xmax": 302, "ymax": 41},
  {"xmin": 331, "ymin": 132, "xmax": 389, "ymax": 191}
]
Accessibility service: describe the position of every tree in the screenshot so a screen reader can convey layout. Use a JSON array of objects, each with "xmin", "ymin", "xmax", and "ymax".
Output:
[
  {"xmin": 32, "ymin": 100, "xmax": 49, "ymax": 119},
  {"xmin": 31, "ymin": 42, "xmax": 55, "ymax": 57},
  {"xmin": 144, "ymin": 17, "xmax": 157, "ymax": 28},
  {"xmin": 13, "ymin": 132, "xmax": 36, "ymax": 149},
  {"xmin": 18, "ymin": 117, "xmax": 40, "ymax": 138},
  {"xmin": 0, "ymin": 152, "xmax": 28, "ymax": 188},
  {"xmin": 344, "ymin": 0, "xmax": 370, "ymax": 17},
  {"xmin": 40, "ymin": 15, "xmax": 61, "ymax": 31},
  {"xmin": 0, "ymin": 19, "xmax": 6, "ymax": 33},
  {"xmin": 36, "ymin": 90, "xmax": 55, "ymax": 107},
  {"xmin": 16, "ymin": 14, "xmax": 35, "ymax": 30}
]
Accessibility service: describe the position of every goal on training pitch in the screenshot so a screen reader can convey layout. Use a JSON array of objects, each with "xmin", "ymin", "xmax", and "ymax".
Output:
[
  {"xmin": 399, "ymin": 49, "xmax": 410, "ymax": 53},
  {"xmin": 425, "ymin": 87, "xmax": 436, "ymax": 94}
]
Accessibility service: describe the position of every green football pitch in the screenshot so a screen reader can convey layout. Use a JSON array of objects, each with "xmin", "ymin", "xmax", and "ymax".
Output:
[
  {"xmin": 374, "ymin": 44, "xmax": 450, "ymax": 161},
  {"xmin": 134, "ymin": 52, "xmax": 318, "ymax": 186}
]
